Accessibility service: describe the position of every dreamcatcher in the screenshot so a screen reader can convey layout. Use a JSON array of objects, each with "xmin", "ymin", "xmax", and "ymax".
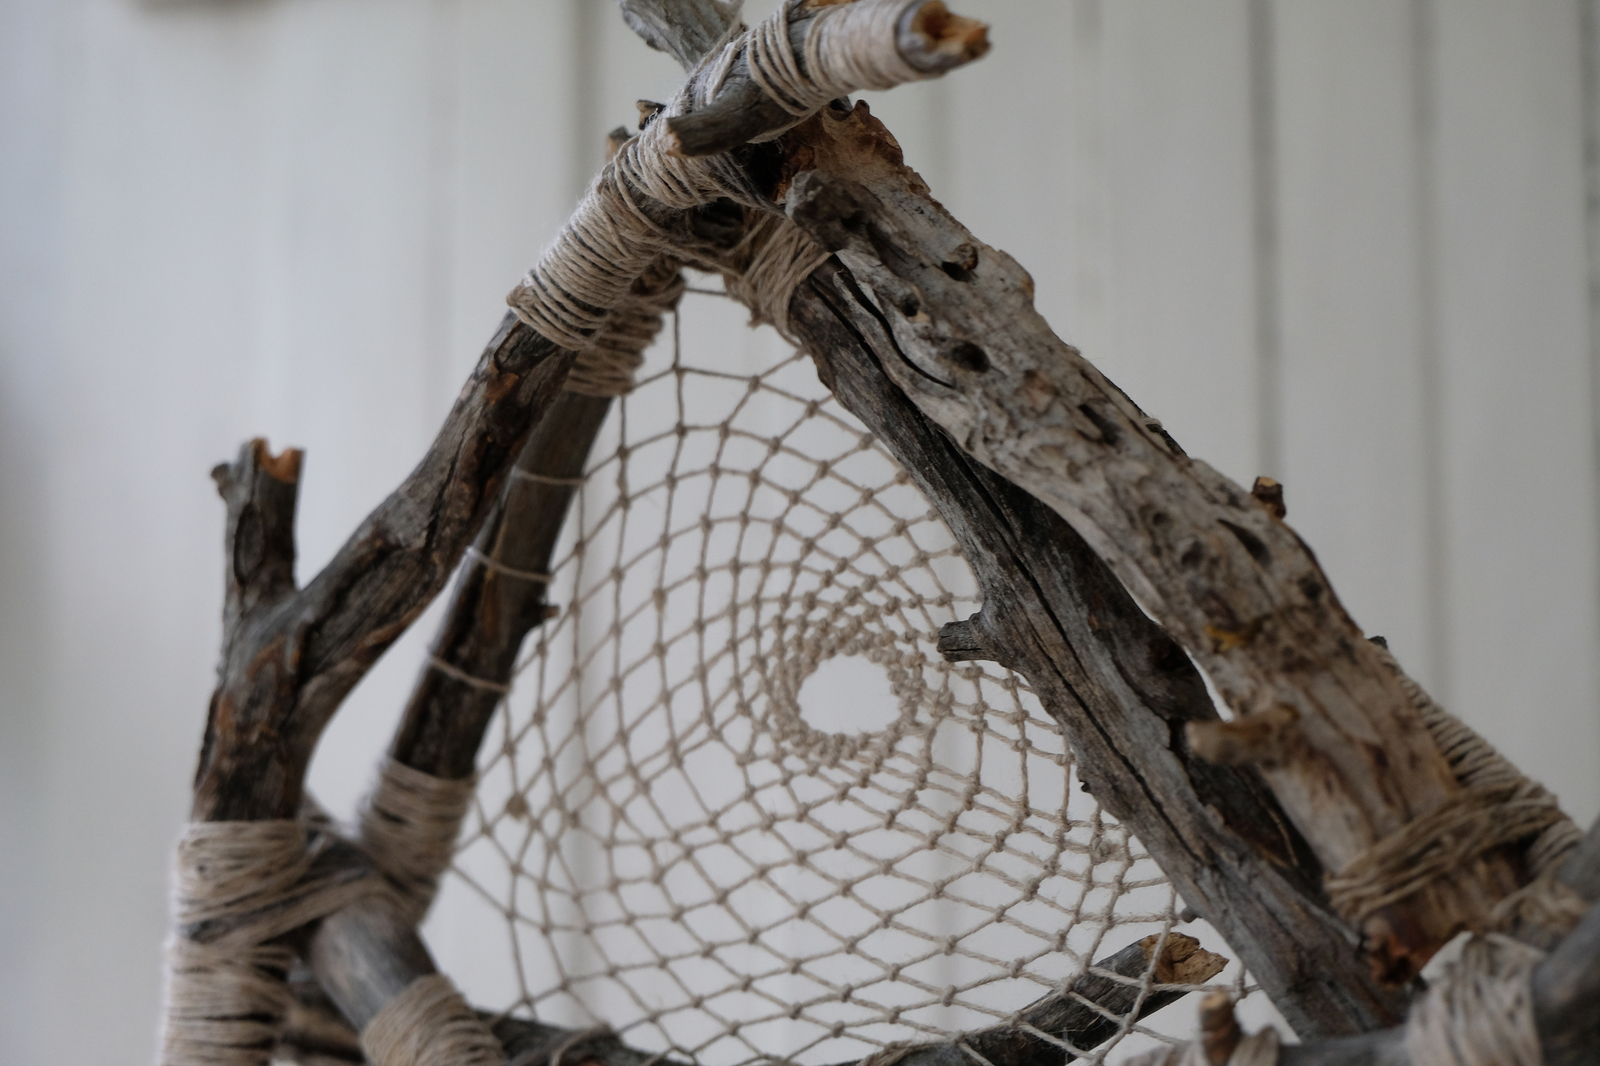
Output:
[{"xmin": 157, "ymin": 3, "xmax": 1600, "ymax": 1066}]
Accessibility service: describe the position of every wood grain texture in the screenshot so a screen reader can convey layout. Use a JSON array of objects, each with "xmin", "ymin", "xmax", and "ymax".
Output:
[
  {"xmin": 193, "ymin": 314, "xmax": 574, "ymax": 822},
  {"xmin": 388, "ymin": 389, "xmax": 608, "ymax": 779},
  {"xmin": 779, "ymin": 99, "xmax": 1523, "ymax": 984},
  {"xmin": 792, "ymin": 260, "xmax": 1403, "ymax": 1037},
  {"xmin": 618, "ymin": 0, "xmax": 741, "ymax": 70}
]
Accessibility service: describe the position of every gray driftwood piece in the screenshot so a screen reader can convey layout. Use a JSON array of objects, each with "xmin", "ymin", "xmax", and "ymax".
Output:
[
  {"xmin": 776, "ymin": 98, "xmax": 1522, "ymax": 984},
  {"xmin": 790, "ymin": 261, "xmax": 1401, "ymax": 1037},
  {"xmin": 388, "ymin": 383, "xmax": 607, "ymax": 778}
]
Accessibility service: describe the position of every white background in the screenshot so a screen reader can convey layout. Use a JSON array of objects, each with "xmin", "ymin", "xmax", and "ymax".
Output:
[{"xmin": 3, "ymin": 0, "xmax": 1600, "ymax": 1061}]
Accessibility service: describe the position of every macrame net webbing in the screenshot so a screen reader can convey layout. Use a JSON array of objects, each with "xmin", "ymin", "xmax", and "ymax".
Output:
[{"xmin": 436, "ymin": 284, "xmax": 1240, "ymax": 1066}]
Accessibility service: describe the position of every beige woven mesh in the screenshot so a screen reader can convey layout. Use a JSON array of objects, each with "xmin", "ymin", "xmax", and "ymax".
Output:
[{"xmin": 439, "ymin": 285, "xmax": 1245, "ymax": 1065}]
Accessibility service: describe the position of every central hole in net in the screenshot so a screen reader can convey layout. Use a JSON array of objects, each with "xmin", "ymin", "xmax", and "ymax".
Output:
[{"xmin": 797, "ymin": 654, "xmax": 898, "ymax": 734}]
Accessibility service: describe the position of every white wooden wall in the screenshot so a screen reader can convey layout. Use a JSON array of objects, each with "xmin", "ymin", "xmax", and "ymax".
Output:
[{"xmin": 3, "ymin": 0, "xmax": 1599, "ymax": 1060}]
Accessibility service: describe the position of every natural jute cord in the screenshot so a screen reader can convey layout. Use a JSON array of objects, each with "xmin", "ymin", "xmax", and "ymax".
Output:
[
  {"xmin": 361, "ymin": 974, "xmax": 506, "ymax": 1066},
  {"xmin": 507, "ymin": 0, "xmax": 930, "ymax": 353},
  {"xmin": 1325, "ymin": 645, "xmax": 1584, "ymax": 935},
  {"xmin": 360, "ymin": 759, "xmax": 478, "ymax": 925},
  {"xmin": 158, "ymin": 822, "xmax": 375, "ymax": 1066}
]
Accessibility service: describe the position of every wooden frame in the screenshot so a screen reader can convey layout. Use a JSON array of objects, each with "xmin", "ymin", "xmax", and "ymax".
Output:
[{"xmin": 177, "ymin": 3, "xmax": 1600, "ymax": 1063}]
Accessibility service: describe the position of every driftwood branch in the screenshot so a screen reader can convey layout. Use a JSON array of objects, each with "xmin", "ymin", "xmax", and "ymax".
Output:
[
  {"xmin": 790, "ymin": 260, "xmax": 1403, "ymax": 1037},
  {"xmin": 195, "ymin": 316, "xmax": 574, "ymax": 821},
  {"xmin": 618, "ymin": 0, "xmax": 741, "ymax": 70},
  {"xmin": 387, "ymin": 390, "xmax": 609, "ymax": 778},
  {"xmin": 778, "ymin": 100, "xmax": 1526, "ymax": 984}
]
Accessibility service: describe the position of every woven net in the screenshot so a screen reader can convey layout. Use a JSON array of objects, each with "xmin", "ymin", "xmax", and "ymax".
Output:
[{"xmin": 432, "ymin": 284, "xmax": 1238, "ymax": 1065}]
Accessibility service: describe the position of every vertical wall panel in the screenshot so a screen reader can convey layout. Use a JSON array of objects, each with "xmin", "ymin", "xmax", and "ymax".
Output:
[
  {"xmin": 253, "ymin": 0, "xmax": 445, "ymax": 832},
  {"xmin": 1100, "ymin": 0, "xmax": 1260, "ymax": 484},
  {"xmin": 939, "ymin": 2, "xmax": 1078, "ymax": 341},
  {"xmin": 423, "ymin": 0, "xmax": 623, "ymax": 1010},
  {"xmin": 28, "ymin": 1, "xmax": 275, "ymax": 1060},
  {"xmin": 1274, "ymin": 1, "xmax": 1435, "ymax": 682},
  {"xmin": 1432, "ymin": 0, "xmax": 1600, "ymax": 825},
  {"xmin": 0, "ymin": 0, "xmax": 64, "ymax": 1054}
]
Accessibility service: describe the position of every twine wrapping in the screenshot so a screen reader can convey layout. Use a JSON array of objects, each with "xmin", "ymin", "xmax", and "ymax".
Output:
[
  {"xmin": 158, "ymin": 821, "xmax": 374, "ymax": 1066},
  {"xmin": 360, "ymin": 974, "xmax": 506, "ymax": 1066},
  {"xmin": 1325, "ymin": 646, "xmax": 1582, "ymax": 935},
  {"xmin": 507, "ymin": 0, "xmax": 929, "ymax": 353},
  {"xmin": 359, "ymin": 759, "xmax": 477, "ymax": 925},
  {"xmin": 565, "ymin": 258, "xmax": 689, "ymax": 397}
]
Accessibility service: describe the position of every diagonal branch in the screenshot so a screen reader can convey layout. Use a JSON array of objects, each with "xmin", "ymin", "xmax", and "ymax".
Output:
[
  {"xmin": 194, "ymin": 317, "xmax": 573, "ymax": 821},
  {"xmin": 660, "ymin": 0, "xmax": 990, "ymax": 158},
  {"xmin": 791, "ymin": 259, "xmax": 1403, "ymax": 1037},
  {"xmin": 779, "ymin": 99, "xmax": 1531, "ymax": 986},
  {"xmin": 618, "ymin": 0, "xmax": 1406, "ymax": 1040}
]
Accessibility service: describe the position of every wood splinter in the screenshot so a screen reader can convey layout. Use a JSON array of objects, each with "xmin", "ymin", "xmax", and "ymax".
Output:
[{"xmin": 1251, "ymin": 477, "xmax": 1286, "ymax": 520}]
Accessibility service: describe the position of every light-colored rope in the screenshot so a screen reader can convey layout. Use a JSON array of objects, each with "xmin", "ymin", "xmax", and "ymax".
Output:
[
  {"xmin": 361, "ymin": 974, "xmax": 506, "ymax": 1066},
  {"xmin": 565, "ymin": 259, "xmax": 688, "ymax": 397},
  {"xmin": 159, "ymin": 821, "xmax": 374, "ymax": 1066},
  {"xmin": 359, "ymin": 758, "xmax": 477, "ymax": 924},
  {"xmin": 505, "ymin": 78, "xmax": 756, "ymax": 351},
  {"xmin": 465, "ymin": 545, "xmax": 552, "ymax": 585},
  {"xmin": 1323, "ymin": 783, "xmax": 1568, "ymax": 928},
  {"xmin": 428, "ymin": 655, "xmax": 513, "ymax": 694},
  {"xmin": 721, "ymin": 212, "xmax": 833, "ymax": 341},
  {"xmin": 1324, "ymin": 647, "xmax": 1582, "ymax": 935},
  {"xmin": 507, "ymin": 0, "xmax": 929, "ymax": 352},
  {"xmin": 1377, "ymin": 644, "xmax": 1584, "ymax": 881},
  {"xmin": 747, "ymin": 0, "xmax": 930, "ymax": 124}
]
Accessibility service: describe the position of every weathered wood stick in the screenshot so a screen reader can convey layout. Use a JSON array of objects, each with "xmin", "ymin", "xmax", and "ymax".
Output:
[
  {"xmin": 618, "ymin": 0, "xmax": 741, "ymax": 69},
  {"xmin": 780, "ymin": 99, "xmax": 1524, "ymax": 983},
  {"xmin": 791, "ymin": 260, "xmax": 1404, "ymax": 1037},
  {"xmin": 390, "ymin": 248, "xmax": 688, "ymax": 777},
  {"xmin": 388, "ymin": 389, "xmax": 610, "ymax": 778},
  {"xmin": 621, "ymin": 0, "xmax": 1403, "ymax": 1039},
  {"xmin": 195, "ymin": 316, "xmax": 573, "ymax": 822},
  {"xmin": 662, "ymin": 0, "xmax": 990, "ymax": 159},
  {"xmin": 869, "ymin": 934, "xmax": 1226, "ymax": 1066},
  {"xmin": 291, "ymin": 917, "xmax": 1225, "ymax": 1066}
]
